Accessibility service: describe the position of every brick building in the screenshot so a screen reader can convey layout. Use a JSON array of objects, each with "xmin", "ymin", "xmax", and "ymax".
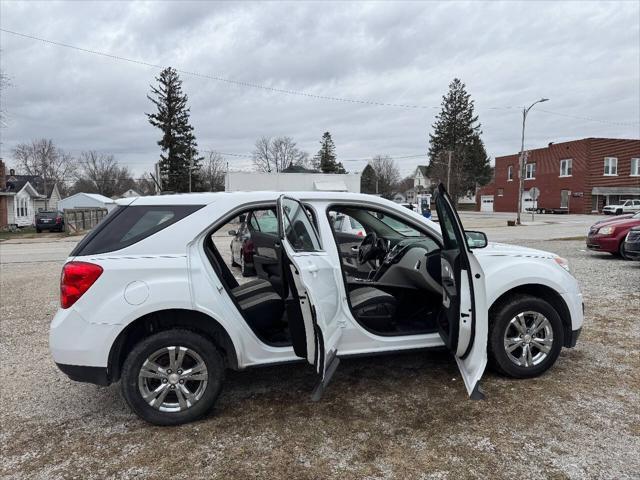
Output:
[{"xmin": 476, "ymin": 138, "xmax": 640, "ymax": 214}]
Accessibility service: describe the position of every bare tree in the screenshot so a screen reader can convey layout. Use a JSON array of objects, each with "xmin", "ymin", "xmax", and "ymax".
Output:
[
  {"xmin": 136, "ymin": 172, "xmax": 159, "ymax": 196},
  {"xmin": 252, "ymin": 136, "xmax": 309, "ymax": 172},
  {"xmin": 369, "ymin": 155, "xmax": 400, "ymax": 199},
  {"xmin": 0, "ymin": 64, "xmax": 11, "ymax": 128},
  {"xmin": 252, "ymin": 136, "xmax": 274, "ymax": 172},
  {"xmin": 12, "ymin": 138, "xmax": 77, "ymax": 198},
  {"xmin": 200, "ymin": 151, "xmax": 226, "ymax": 192},
  {"xmin": 73, "ymin": 151, "xmax": 135, "ymax": 197}
]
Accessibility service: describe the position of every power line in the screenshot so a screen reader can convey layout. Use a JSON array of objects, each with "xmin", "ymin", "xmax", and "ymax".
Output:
[
  {"xmin": 0, "ymin": 28, "xmax": 439, "ymax": 111},
  {"xmin": 537, "ymin": 108, "xmax": 640, "ymax": 127}
]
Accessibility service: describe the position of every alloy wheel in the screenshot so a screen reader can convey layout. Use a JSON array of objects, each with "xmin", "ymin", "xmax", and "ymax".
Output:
[
  {"xmin": 138, "ymin": 346, "xmax": 209, "ymax": 412},
  {"xmin": 503, "ymin": 311, "xmax": 554, "ymax": 368}
]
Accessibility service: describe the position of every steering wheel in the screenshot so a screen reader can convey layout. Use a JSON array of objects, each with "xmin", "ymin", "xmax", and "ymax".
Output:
[{"xmin": 358, "ymin": 231, "xmax": 379, "ymax": 265}]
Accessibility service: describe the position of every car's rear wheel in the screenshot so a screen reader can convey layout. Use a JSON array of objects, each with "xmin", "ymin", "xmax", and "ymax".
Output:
[
  {"xmin": 230, "ymin": 243, "xmax": 239, "ymax": 267},
  {"xmin": 616, "ymin": 208, "xmax": 623, "ymax": 215},
  {"xmin": 240, "ymin": 251, "xmax": 251, "ymax": 276},
  {"xmin": 488, "ymin": 294, "xmax": 564, "ymax": 378},
  {"xmin": 121, "ymin": 329, "xmax": 224, "ymax": 426}
]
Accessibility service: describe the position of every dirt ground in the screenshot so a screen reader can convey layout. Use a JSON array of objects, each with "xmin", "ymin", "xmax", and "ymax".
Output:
[{"xmin": 1, "ymin": 237, "xmax": 639, "ymax": 479}]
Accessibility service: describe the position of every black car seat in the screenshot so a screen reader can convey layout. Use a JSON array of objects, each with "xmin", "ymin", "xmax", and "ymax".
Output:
[
  {"xmin": 231, "ymin": 278, "xmax": 274, "ymax": 302},
  {"xmin": 349, "ymin": 287, "xmax": 397, "ymax": 331}
]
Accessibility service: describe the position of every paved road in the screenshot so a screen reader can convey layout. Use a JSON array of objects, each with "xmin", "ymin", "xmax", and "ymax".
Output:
[{"xmin": 0, "ymin": 237, "xmax": 80, "ymax": 264}]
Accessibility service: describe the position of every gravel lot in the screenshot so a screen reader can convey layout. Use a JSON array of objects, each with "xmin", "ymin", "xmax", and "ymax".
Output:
[{"xmin": 1, "ymin": 232, "xmax": 639, "ymax": 479}]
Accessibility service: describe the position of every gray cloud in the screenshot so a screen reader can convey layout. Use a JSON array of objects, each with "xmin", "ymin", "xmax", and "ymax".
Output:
[{"xmin": 1, "ymin": 0, "xmax": 638, "ymax": 179}]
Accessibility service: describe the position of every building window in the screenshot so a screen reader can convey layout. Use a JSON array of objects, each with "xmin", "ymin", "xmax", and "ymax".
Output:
[
  {"xmin": 507, "ymin": 165, "xmax": 513, "ymax": 181},
  {"xmin": 525, "ymin": 163, "xmax": 536, "ymax": 180},
  {"xmin": 604, "ymin": 157, "xmax": 618, "ymax": 176},
  {"xmin": 559, "ymin": 159, "xmax": 573, "ymax": 177},
  {"xmin": 497, "ymin": 188, "xmax": 504, "ymax": 197},
  {"xmin": 631, "ymin": 158, "xmax": 639, "ymax": 176}
]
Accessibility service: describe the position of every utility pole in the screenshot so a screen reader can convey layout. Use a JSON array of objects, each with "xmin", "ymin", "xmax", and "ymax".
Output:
[{"xmin": 516, "ymin": 98, "xmax": 549, "ymax": 225}]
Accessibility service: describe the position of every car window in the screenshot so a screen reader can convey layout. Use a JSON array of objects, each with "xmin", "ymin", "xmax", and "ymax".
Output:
[
  {"xmin": 70, "ymin": 205, "xmax": 203, "ymax": 256},
  {"xmin": 282, "ymin": 198, "xmax": 321, "ymax": 251},
  {"xmin": 439, "ymin": 207, "xmax": 460, "ymax": 250},
  {"xmin": 366, "ymin": 211, "xmax": 422, "ymax": 237},
  {"xmin": 252, "ymin": 209, "xmax": 278, "ymax": 234}
]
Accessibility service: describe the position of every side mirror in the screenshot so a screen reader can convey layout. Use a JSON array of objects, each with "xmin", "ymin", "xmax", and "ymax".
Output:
[
  {"xmin": 238, "ymin": 214, "xmax": 247, "ymax": 223},
  {"xmin": 465, "ymin": 231, "xmax": 488, "ymax": 249},
  {"xmin": 228, "ymin": 230, "xmax": 237, "ymax": 236}
]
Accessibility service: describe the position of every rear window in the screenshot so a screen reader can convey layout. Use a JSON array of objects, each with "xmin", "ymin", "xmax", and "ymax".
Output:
[
  {"xmin": 37, "ymin": 211, "xmax": 60, "ymax": 219},
  {"xmin": 70, "ymin": 205, "xmax": 203, "ymax": 256}
]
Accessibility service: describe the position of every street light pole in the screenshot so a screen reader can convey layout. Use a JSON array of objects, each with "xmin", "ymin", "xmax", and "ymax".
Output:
[{"xmin": 516, "ymin": 98, "xmax": 549, "ymax": 225}]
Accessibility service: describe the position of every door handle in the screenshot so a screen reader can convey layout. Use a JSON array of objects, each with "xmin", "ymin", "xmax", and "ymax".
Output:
[
  {"xmin": 350, "ymin": 246, "xmax": 359, "ymax": 252},
  {"xmin": 307, "ymin": 264, "xmax": 319, "ymax": 273}
]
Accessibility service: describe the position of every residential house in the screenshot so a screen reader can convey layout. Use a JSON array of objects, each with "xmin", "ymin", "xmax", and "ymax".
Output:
[
  {"xmin": 1, "ymin": 167, "xmax": 66, "ymax": 228},
  {"xmin": 414, "ymin": 165, "xmax": 431, "ymax": 189},
  {"xmin": 476, "ymin": 138, "xmax": 640, "ymax": 213}
]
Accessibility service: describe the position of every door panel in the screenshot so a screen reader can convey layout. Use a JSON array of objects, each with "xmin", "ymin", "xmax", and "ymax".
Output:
[
  {"xmin": 278, "ymin": 195, "xmax": 342, "ymax": 386},
  {"xmin": 435, "ymin": 183, "xmax": 488, "ymax": 398}
]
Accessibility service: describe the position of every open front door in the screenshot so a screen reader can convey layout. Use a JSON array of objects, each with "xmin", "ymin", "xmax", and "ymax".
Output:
[
  {"xmin": 277, "ymin": 195, "xmax": 343, "ymax": 400},
  {"xmin": 434, "ymin": 184, "xmax": 488, "ymax": 399}
]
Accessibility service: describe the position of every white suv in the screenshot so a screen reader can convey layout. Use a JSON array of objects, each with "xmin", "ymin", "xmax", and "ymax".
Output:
[
  {"xmin": 50, "ymin": 185, "xmax": 583, "ymax": 425},
  {"xmin": 602, "ymin": 199, "xmax": 640, "ymax": 215}
]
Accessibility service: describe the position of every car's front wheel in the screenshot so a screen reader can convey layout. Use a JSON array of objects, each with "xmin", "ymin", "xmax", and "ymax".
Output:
[
  {"xmin": 121, "ymin": 329, "xmax": 224, "ymax": 425},
  {"xmin": 488, "ymin": 294, "xmax": 564, "ymax": 378}
]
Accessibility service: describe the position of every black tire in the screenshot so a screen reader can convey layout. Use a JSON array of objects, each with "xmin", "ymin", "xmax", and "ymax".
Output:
[
  {"xmin": 240, "ymin": 251, "xmax": 252, "ymax": 277},
  {"xmin": 488, "ymin": 294, "xmax": 564, "ymax": 378},
  {"xmin": 121, "ymin": 329, "xmax": 225, "ymax": 426},
  {"xmin": 230, "ymin": 243, "xmax": 239, "ymax": 267},
  {"xmin": 616, "ymin": 209, "xmax": 622, "ymax": 215},
  {"xmin": 619, "ymin": 241, "xmax": 628, "ymax": 259}
]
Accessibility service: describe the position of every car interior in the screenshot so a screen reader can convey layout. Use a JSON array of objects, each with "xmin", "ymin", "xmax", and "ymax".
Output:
[{"xmin": 204, "ymin": 203, "xmax": 445, "ymax": 348}]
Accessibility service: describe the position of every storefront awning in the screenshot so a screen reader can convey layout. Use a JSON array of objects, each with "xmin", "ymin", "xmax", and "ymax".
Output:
[{"xmin": 591, "ymin": 186, "xmax": 640, "ymax": 196}]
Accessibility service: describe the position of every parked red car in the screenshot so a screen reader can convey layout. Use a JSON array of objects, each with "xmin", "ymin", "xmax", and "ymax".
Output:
[{"xmin": 587, "ymin": 212, "xmax": 640, "ymax": 257}]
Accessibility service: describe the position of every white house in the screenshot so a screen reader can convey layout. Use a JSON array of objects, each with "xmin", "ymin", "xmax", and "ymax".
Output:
[
  {"xmin": 120, "ymin": 189, "xmax": 141, "ymax": 198},
  {"xmin": 414, "ymin": 166, "xmax": 431, "ymax": 190},
  {"xmin": 58, "ymin": 192, "xmax": 116, "ymax": 212},
  {"xmin": 226, "ymin": 171, "xmax": 362, "ymax": 193},
  {"xmin": 3, "ymin": 182, "xmax": 42, "ymax": 227}
]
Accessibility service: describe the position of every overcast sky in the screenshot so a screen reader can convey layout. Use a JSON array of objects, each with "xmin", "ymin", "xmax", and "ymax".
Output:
[{"xmin": 1, "ymin": 0, "xmax": 639, "ymax": 178}]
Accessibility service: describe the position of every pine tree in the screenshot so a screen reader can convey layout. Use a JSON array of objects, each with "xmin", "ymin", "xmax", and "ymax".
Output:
[
  {"xmin": 360, "ymin": 164, "xmax": 377, "ymax": 193},
  {"xmin": 427, "ymin": 78, "xmax": 491, "ymax": 201},
  {"xmin": 147, "ymin": 67, "xmax": 202, "ymax": 192},
  {"xmin": 315, "ymin": 132, "xmax": 346, "ymax": 174}
]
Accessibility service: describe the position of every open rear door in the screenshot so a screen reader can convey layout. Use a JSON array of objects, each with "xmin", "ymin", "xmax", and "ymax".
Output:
[
  {"xmin": 277, "ymin": 195, "xmax": 343, "ymax": 400},
  {"xmin": 434, "ymin": 184, "xmax": 488, "ymax": 399}
]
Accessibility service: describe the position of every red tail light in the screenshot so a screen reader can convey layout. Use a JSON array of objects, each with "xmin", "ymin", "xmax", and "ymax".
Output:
[
  {"xmin": 357, "ymin": 231, "xmax": 364, "ymax": 237},
  {"xmin": 55, "ymin": 216, "xmax": 62, "ymax": 224},
  {"xmin": 60, "ymin": 262, "xmax": 103, "ymax": 309}
]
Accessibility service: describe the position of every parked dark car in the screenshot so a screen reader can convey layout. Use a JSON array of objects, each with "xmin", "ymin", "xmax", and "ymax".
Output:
[
  {"xmin": 229, "ymin": 210, "xmax": 279, "ymax": 277},
  {"xmin": 586, "ymin": 212, "xmax": 640, "ymax": 257},
  {"xmin": 35, "ymin": 210, "xmax": 65, "ymax": 232},
  {"xmin": 623, "ymin": 227, "xmax": 640, "ymax": 261}
]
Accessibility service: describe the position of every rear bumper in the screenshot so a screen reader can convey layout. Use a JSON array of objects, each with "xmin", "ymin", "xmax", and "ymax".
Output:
[{"xmin": 56, "ymin": 363, "xmax": 110, "ymax": 386}]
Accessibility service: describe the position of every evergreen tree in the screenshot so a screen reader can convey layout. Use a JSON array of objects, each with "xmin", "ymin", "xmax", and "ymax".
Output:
[
  {"xmin": 315, "ymin": 132, "xmax": 346, "ymax": 173},
  {"xmin": 147, "ymin": 67, "xmax": 202, "ymax": 192},
  {"xmin": 427, "ymin": 78, "xmax": 491, "ymax": 201},
  {"xmin": 360, "ymin": 164, "xmax": 377, "ymax": 194}
]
